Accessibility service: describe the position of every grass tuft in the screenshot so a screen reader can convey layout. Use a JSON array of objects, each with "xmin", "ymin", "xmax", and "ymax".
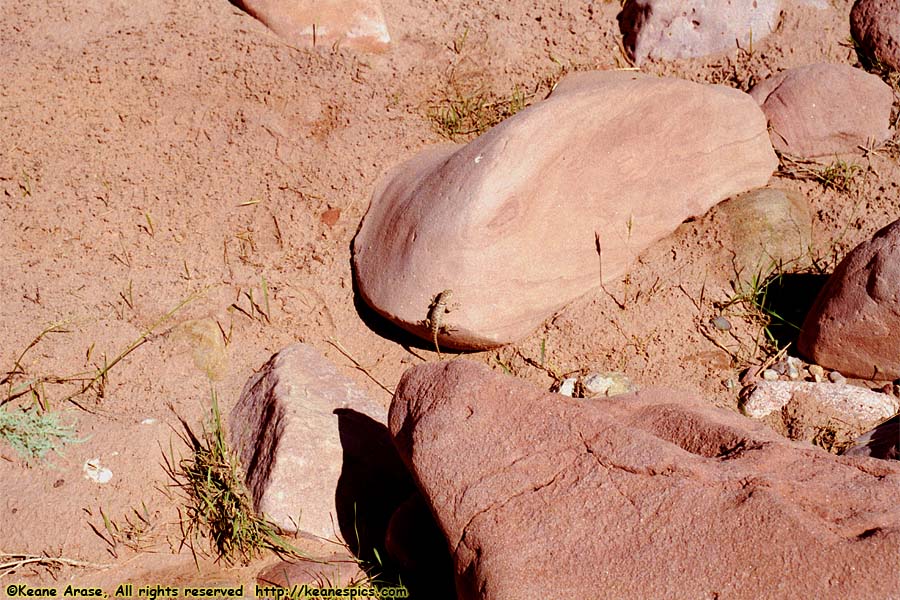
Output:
[
  {"xmin": 777, "ymin": 154, "xmax": 863, "ymax": 192},
  {"xmin": 163, "ymin": 390, "xmax": 307, "ymax": 565},
  {"xmin": 427, "ymin": 86, "xmax": 530, "ymax": 140}
]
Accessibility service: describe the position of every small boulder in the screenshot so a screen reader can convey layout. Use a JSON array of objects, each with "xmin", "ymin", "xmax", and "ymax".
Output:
[
  {"xmin": 739, "ymin": 380, "xmax": 899, "ymax": 446},
  {"xmin": 749, "ymin": 63, "xmax": 893, "ymax": 158},
  {"xmin": 353, "ymin": 70, "xmax": 777, "ymax": 350},
  {"xmin": 845, "ymin": 414, "xmax": 900, "ymax": 460},
  {"xmin": 229, "ymin": 343, "xmax": 413, "ymax": 544},
  {"xmin": 799, "ymin": 219, "xmax": 900, "ymax": 379},
  {"xmin": 618, "ymin": 0, "xmax": 781, "ymax": 65},
  {"xmin": 851, "ymin": 0, "xmax": 900, "ymax": 72},
  {"xmin": 236, "ymin": 0, "xmax": 390, "ymax": 51},
  {"xmin": 389, "ymin": 361, "xmax": 900, "ymax": 598},
  {"xmin": 714, "ymin": 187, "xmax": 812, "ymax": 280}
]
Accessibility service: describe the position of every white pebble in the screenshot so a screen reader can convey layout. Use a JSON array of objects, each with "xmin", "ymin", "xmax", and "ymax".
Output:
[
  {"xmin": 83, "ymin": 459, "xmax": 113, "ymax": 484},
  {"xmin": 762, "ymin": 369, "xmax": 779, "ymax": 381},
  {"xmin": 557, "ymin": 377, "xmax": 577, "ymax": 397}
]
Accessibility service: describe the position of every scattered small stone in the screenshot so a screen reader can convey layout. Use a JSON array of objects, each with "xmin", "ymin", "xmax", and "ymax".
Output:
[
  {"xmin": 809, "ymin": 365, "xmax": 825, "ymax": 378},
  {"xmin": 557, "ymin": 377, "xmax": 578, "ymax": 397},
  {"xmin": 762, "ymin": 369, "xmax": 779, "ymax": 381},
  {"xmin": 583, "ymin": 372, "xmax": 636, "ymax": 398},
  {"xmin": 740, "ymin": 380, "xmax": 899, "ymax": 424},
  {"xmin": 828, "ymin": 371, "xmax": 846, "ymax": 384},
  {"xmin": 787, "ymin": 364, "xmax": 800, "ymax": 380},
  {"xmin": 140, "ymin": 418, "xmax": 157, "ymax": 425},
  {"xmin": 723, "ymin": 378, "xmax": 737, "ymax": 390},
  {"xmin": 881, "ymin": 383, "xmax": 894, "ymax": 395},
  {"xmin": 83, "ymin": 459, "xmax": 113, "ymax": 484},
  {"xmin": 711, "ymin": 316, "xmax": 732, "ymax": 331},
  {"xmin": 772, "ymin": 361, "xmax": 787, "ymax": 376}
]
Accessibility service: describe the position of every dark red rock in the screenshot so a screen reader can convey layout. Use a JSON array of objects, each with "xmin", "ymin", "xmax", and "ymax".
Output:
[
  {"xmin": 799, "ymin": 219, "xmax": 900, "ymax": 379},
  {"xmin": 851, "ymin": 0, "xmax": 900, "ymax": 72}
]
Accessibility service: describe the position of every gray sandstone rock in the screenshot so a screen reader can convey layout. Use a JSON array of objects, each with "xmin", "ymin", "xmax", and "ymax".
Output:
[
  {"xmin": 228, "ymin": 343, "xmax": 412, "ymax": 545},
  {"xmin": 618, "ymin": 0, "xmax": 781, "ymax": 65}
]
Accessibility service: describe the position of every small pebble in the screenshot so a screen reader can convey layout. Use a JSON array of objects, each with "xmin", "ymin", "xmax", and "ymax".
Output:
[
  {"xmin": 828, "ymin": 371, "xmax": 846, "ymax": 384},
  {"xmin": 762, "ymin": 369, "xmax": 779, "ymax": 381},
  {"xmin": 723, "ymin": 378, "xmax": 736, "ymax": 390},
  {"xmin": 557, "ymin": 377, "xmax": 577, "ymax": 397},
  {"xmin": 772, "ymin": 361, "xmax": 787, "ymax": 376},
  {"xmin": 711, "ymin": 316, "xmax": 732, "ymax": 331},
  {"xmin": 83, "ymin": 459, "xmax": 113, "ymax": 484},
  {"xmin": 787, "ymin": 364, "xmax": 800, "ymax": 380},
  {"xmin": 583, "ymin": 372, "xmax": 636, "ymax": 397},
  {"xmin": 881, "ymin": 383, "xmax": 894, "ymax": 395},
  {"xmin": 809, "ymin": 364, "xmax": 825, "ymax": 378}
]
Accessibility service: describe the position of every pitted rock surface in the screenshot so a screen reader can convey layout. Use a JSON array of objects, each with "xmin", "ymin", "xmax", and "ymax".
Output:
[{"xmin": 389, "ymin": 360, "xmax": 900, "ymax": 599}]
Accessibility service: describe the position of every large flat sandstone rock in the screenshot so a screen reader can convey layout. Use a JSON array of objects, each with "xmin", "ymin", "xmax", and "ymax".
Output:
[
  {"xmin": 353, "ymin": 71, "xmax": 777, "ymax": 350},
  {"xmin": 799, "ymin": 219, "xmax": 900, "ymax": 379},
  {"xmin": 389, "ymin": 360, "xmax": 900, "ymax": 598}
]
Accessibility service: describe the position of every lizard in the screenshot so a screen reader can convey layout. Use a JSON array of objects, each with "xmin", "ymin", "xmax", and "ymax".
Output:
[{"xmin": 424, "ymin": 289, "xmax": 455, "ymax": 359}]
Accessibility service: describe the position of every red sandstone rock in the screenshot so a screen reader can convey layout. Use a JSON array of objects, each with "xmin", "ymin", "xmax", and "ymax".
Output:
[
  {"xmin": 749, "ymin": 63, "xmax": 893, "ymax": 158},
  {"xmin": 799, "ymin": 219, "xmax": 900, "ymax": 379},
  {"xmin": 353, "ymin": 70, "xmax": 776, "ymax": 350},
  {"xmin": 851, "ymin": 0, "xmax": 900, "ymax": 72},
  {"xmin": 389, "ymin": 360, "xmax": 900, "ymax": 599}
]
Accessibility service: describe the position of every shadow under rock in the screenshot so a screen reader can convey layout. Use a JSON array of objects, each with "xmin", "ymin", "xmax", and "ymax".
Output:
[
  {"xmin": 334, "ymin": 409, "xmax": 457, "ymax": 599},
  {"xmin": 349, "ymin": 264, "xmax": 455, "ymax": 356},
  {"xmin": 758, "ymin": 272, "xmax": 829, "ymax": 349}
]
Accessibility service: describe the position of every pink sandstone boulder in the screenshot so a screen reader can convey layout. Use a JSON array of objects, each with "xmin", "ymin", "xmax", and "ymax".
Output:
[
  {"xmin": 229, "ymin": 343, "xmax": 413, "ymax": 547},
  {"xmin": 236, "ymin": 0, "xmax": 390, "ymax": 51},
  {"xmin": 389, "ymin": 360, "xmax": 900, "ymax": 599},
  {"xmin": 799, "ymin": 219, "xmax": 900, "ymax": 379},
  {"xmin": 851, "ymin": 0, "xmax": 900, "ymax": 72},
  {"xmin": 749, "ymin": 63, "xmax": 894, "ymax": 158},
  {"xmin": 353, "ymin": 70, "xmax": 777, "ymax": 350},
  {"xmin": 618, "ymin": 0, "xmax": 781, "ymax": 65}
]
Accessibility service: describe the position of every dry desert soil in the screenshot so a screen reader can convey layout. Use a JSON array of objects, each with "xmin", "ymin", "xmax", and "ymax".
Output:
[{"xmin": 1, "ymin": 0, "xmax": 898, "ymax": 592}]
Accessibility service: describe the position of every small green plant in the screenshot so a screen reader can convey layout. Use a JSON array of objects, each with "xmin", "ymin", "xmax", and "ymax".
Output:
[
  {"xmin": 86, "ymin": 503, "xmax": 158, "ymax": 558},
  {"xmin": 816, "ymin": 159, "xmax": 862, "ymax": 192},
  {"xmin": 163, "ymin": 390, "xmax": 306, "ymax": 565},
  {"xmin": 0, "ymin": 406, "xmax": 82, "ymax": 464},
  {"xmin": 721, "ymin": 269, "xmax": 795, "ymax": 349},
  {"xmin": 427, "ymin": 86, "xmax": 530, "ymax": 140},
  {"xmin": 776, "ymin": 154, "xmax": 864, "ymax": 192}
]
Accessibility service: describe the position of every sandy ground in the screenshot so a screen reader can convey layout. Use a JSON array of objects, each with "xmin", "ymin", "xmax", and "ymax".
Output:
[{"xmin": 1, "ymin": 0, "xmax": 897, "ymax": 588}]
